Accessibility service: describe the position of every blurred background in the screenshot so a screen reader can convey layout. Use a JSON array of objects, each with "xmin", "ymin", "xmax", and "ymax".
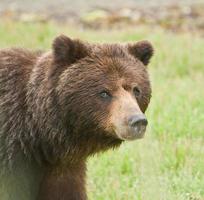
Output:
[
  {"xmin": 1, "ymin": 0, "xmax": 204, "ymax": 34},
  {"xmin": 0, "ymin": 0, "xmax": 204, "ymax": 200}
]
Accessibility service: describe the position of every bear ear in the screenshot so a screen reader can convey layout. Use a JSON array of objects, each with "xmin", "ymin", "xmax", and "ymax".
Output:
[
  {"xmin": 52, "ymin": 35, "xmax": 88, "ymax": 65},
  {"xmin": 128, "ymin": 41, "xmax": 154, "ymax": 66}
]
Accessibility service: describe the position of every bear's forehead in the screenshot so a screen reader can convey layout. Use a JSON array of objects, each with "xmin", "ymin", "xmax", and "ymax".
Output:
[
  {"xmin": 88, "ymin": 44, "xmax": 145, "ymax": 77},
  {"xmin": 71, "ymin": 43, "xmax": 148, "ymax": 89},
  {"xmin": 91, "ymin": 43, "xmax": 128, "ymax": 58},
  {"xmin": 80, "ymin": 57, "xmax": 146, "ymax": 91}
]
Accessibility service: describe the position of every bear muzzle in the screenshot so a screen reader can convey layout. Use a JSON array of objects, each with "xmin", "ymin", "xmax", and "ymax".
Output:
[{"xmin": 115, "ymin": 114, "xmax": 148, "ymax": 141}]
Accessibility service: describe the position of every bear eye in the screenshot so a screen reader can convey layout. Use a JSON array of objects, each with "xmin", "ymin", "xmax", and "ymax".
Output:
[
  {"xmin": 133, "ymin": 87, "xmax": 141, "ymax": 97},
  {"xmin": 99, "ymin": 90, "xmax": 112, "ymax": 100}
]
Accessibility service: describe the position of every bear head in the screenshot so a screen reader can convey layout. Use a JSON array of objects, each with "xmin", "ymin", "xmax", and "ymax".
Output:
[{"xmin": 48, "ymin": 35, "xmax": 153, "ymax": 160}]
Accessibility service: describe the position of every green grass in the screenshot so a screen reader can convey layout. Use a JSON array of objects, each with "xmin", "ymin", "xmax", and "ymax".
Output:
[{"xmin": 0, "ymin": 21, "xmax": 204, "ymax": 200}]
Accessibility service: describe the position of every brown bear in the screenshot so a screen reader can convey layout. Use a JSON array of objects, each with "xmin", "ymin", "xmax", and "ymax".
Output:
[{"xmin": 0, "ymin": 35, "xmax": 153, "ymax": 200}]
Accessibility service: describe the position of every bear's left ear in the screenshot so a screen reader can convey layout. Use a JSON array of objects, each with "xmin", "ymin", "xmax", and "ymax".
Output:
[
  {"xmin": 52, "ymin": 35, "xmax": 89, "ymax": 65},
  {"xmin": 128, "ymin": 41, "xmax": 154, "ymax": 66}
]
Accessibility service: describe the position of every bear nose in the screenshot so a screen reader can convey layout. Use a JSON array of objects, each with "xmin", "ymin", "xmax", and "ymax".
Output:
[{"xmin": 128, "ymin": 114, "xmax": 148, "ymax": 128}]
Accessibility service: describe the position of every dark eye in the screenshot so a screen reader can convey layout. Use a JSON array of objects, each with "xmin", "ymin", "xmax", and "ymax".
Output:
[
  {"xmin": 99, "ymin": 90, "xmax": 112, "ymax": 100},
  {"xmin": 133, "ymin": 87, "xmax": 141, "ymax": 97}
]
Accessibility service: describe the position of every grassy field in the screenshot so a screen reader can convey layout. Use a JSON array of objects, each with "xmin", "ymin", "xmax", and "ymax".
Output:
[{"xmin": 0, "ymin": 21, "xmax": 204, "ymax": 200}]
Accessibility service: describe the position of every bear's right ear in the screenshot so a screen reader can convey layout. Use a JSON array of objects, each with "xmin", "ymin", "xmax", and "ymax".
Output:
[
  {"xmin": 52, "ymin": 35, "xmax": 88, "ymax": 65},
  {"xmin": 128, "ymin": 41, "xmax": 154, "ymax": 66}
]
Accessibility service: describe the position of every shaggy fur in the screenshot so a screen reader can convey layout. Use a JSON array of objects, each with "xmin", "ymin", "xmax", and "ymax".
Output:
[{"xmin": 0, "ymin": 35, "xmax": 153, "ymax": 200}]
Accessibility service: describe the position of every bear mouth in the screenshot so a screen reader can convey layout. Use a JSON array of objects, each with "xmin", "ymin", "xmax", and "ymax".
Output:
[{"xmin": 114, "ymin": 125, "xmax": 147, "ymax": 141}]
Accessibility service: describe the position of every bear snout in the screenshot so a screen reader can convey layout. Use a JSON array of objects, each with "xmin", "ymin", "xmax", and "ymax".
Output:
[
  {"xmin": 128, "ymin": 114, "xmax": 148, "ymax": 129},
  {"xmin": 114, "ymin": 113, "xmax": 148, "ymax": 141},
  {"xmin": 127, "ymin": 114, "xmax": 148, "ymax": 140}
]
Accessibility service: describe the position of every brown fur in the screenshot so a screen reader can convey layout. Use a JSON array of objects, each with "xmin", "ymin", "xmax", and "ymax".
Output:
[{"xmin": 0, "ymin": 35, "xmax": 153, "ymax": 200}]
